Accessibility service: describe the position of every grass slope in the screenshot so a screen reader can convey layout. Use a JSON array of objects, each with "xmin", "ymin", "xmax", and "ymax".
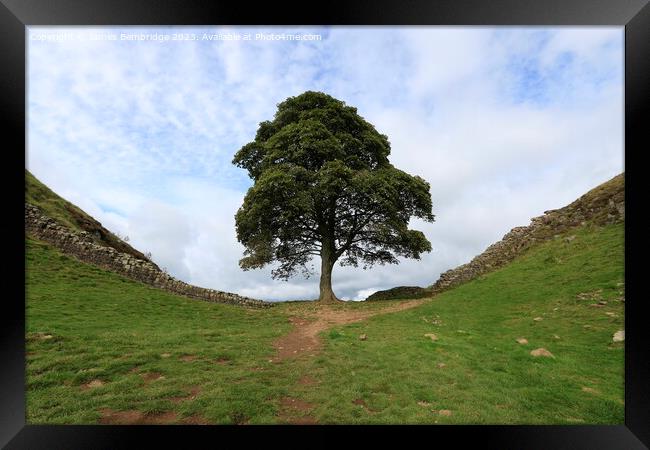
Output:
[
  {"xmin": 26, "ymin": 222, "xmax": 624, "ymax": 424},
  {"xmin": 26, "ymin": 238, "xmax": 294, "ymax": 424},
  {"xmin": 26, "ymin": 170, "xmax": 150, "ymax": 262},
  {"xmin": 302, "ymin": 222, "xmax": 624, "ymax": 424}
]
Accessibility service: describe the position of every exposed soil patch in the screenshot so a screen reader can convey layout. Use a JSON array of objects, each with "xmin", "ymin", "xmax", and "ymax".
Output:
[
  {"xmin": 179, "ymin": 355, "xmax": 197, "ymax": 362},
  {"xmin": 277, "ymin": 397, "xmax": 318, "ymax": 424},
  {"xmin": 169, "ymin": 385, "xmax": 202, "ymax": 404},
  {"xmin": 99, "ymin": 409, "xmax": 178, "ymax": 425},
  {"xmin": 81, "ymin": 379, "xmax": 104, "ymax": 390},
  {"xmin": 215, "ymin": 357, "xmax": 231, "ymax": 365},
  {"xmin": 141, "ymin": 372, "xmax": 165, "ymax": 384},
  {"xmin": 273, "ymin": 300, "xmax": 426, "ymax": 362},
  {"xmin": 182, "ymin": 414, "xmax": 211, "ymax": 425},
  {"xmin": 298, "ymin": 375, "xmax": 318, "ymax": 386}
]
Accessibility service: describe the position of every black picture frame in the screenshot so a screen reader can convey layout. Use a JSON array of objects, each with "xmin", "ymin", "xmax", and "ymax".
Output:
[{"xmin": 2, "ymin": 0, "xmax": 648, "ymax": 448}]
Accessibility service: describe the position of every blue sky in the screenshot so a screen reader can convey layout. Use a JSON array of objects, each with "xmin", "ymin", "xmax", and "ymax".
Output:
[{"xmin": 27, "ymin": 26, "xmax": 623, "ymax": 301}]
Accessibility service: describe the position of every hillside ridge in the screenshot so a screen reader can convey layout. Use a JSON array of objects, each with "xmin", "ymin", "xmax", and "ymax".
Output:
[
  {"xmin": 368, "ymin": 173, "xmax": 624, "ymax": 301},
  {"xmin": 26, "ymin": 170, "xmax": 155, "ymax": 265},
  {"xmin": 25, "ymin": 174, "xmax": 272, "ymax": 308},
  {"xmin": 430, "ymin": 173, "xmax": 624, "ymax": 294}
]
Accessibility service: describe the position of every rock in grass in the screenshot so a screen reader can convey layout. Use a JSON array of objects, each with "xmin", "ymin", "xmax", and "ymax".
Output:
[
  {"xmin": 359, "ymin": 334, "xmax": 367, "ymax": 341},
  {"xmin": 612, "ymin": 330, "xmax": 625, "ymax": 342},
  {"xmin": 533, "ymin": 317, "xmax": 543, "ymax": 322},
  {"xmin": 530, "ymin": 348, "xmax": 554, "ymax": 358},
  {"xmin": 516, "ymin": 338, "xmax": 528, "ymax": 345},
  {"xmin": 438, "ymin": 410, "xmax": 453, "ymax": 416},
  {"xmin": 84, "ymin": 379, "xmax": 104, "ymax": 389},
  {"xmin": 424, "ymin": 333, "xmax": 438, "ymax": 341}
]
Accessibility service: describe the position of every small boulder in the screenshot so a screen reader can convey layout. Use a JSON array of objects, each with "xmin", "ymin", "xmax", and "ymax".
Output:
[
  {"xmin": 533, "ymin": 317, "xmax": 543, "ymax": 322},
  {"xmin": 516, "ymin": 338, "xmax": 528, "ymax": 345},
  {"xmin": 359, "ymin": 334, "xmax": 367, "ymax": 341},
  {"xmin": 612, "ymin": 330, "xmax": 625, "ymax": 342},
  {"xmin": 84, "ymin": 379, "xmax": 104, "ymax": 389},
  {"xmin": 530, "ymin": 348, "xmax": 554, "ymax": 358}
]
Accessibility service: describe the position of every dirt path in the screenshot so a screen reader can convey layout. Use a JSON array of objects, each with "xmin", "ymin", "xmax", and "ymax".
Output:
[
  {"xmin": 272, "ymin": 298, "xmax": 428, "ymax": 424},
  {"xmin": 272, "ymin": 299, "xmax": 427, "ymax": 362}
]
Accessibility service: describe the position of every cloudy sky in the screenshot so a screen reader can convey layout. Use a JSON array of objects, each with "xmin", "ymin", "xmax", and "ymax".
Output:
[{"xmin": 27, "ymin": 26, "xmax": 623, "ymax": 301}]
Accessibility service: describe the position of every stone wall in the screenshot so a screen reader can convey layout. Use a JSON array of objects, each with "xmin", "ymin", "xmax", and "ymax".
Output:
[
  {"xmin": 25, "ymin": 203, "xmax": 273, "ymax": 308},
  {"xmin": 429, "ymin": 173, "xmax": 624, "ymax": 295}
]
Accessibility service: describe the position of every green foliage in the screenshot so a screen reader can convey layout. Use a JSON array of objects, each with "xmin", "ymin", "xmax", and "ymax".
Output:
[{"xmin": 232, "ymin": 91, "xmax": 434, "ymax": 282}]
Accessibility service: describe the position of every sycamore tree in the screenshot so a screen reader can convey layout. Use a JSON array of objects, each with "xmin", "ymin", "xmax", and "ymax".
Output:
[{"xmin": 232, "ymin": 91, "xmax": 434, "ymax": 303}]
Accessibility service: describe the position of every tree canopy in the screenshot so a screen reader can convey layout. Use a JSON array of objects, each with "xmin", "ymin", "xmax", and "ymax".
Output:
[{"xmin": 232, "ymin": 91, "xmax": 434, "ymax": 302}]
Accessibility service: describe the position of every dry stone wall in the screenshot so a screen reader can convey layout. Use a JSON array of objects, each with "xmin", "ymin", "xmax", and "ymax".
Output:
[
  {"xmin": 25, "ymin": 203, "xmax": 273, "ymax": 308},
  {"xmin": 429, "ymin": 174, "xmax": 624, "ymax": 295}
]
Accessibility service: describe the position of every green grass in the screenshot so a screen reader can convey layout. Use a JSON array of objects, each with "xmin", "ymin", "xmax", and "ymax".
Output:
[
  {"xmin": 297, "ymin": 222, "xmax": 624, "ymax": 424},
  {"xmin": 26, "ymin": 170, "xmax": 151, "ymax": 261},
  {"xmin": 26, "ymin": 238, "xmax": 295, "ymax": 424},
  {"xmin": 26, "ymin": 221, "xmax": 624, "ymax": 424},
  {"xmin": 26, "ymin": 170, "xmax": 87, "ymax": 232}
]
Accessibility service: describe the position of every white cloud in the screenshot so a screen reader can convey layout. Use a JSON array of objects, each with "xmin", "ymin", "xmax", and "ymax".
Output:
[{"xmin": 26, "ymin": 26, "xmax": 623, "ymax": 301}]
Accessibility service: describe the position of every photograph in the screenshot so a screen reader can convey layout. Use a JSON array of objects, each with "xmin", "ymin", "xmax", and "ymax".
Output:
[{"xmin": 23, "ymin": 25, "xmax": 627, "ymax": 426}]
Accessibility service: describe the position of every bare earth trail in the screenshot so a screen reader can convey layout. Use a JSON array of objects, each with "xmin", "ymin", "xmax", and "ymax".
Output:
[
  {"xmin": 271, "ymin": 298, "xmax": 429, "ymax": 424},
  {"xmin": 272, "ymin": 299, "xmax": 428, "ymax": 362}
]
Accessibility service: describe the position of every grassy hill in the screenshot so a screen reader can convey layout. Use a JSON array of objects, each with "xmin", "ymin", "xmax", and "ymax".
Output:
[
  {"xmin": 26, "ymin": 217, "xmax": 624, "ymax": 424},
  {"xmin": 301, "ymin": 222, "xmax": 624, "ymax": 423},
  {"xmin": 26, "ymin": 170, "xmax": 153, "ymax": 263}
]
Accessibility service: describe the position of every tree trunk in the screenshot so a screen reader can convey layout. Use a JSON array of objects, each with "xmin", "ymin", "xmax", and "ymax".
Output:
[{"xmin": 318, "ymin": 243, "xmax": 340, "ymax": 303}]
